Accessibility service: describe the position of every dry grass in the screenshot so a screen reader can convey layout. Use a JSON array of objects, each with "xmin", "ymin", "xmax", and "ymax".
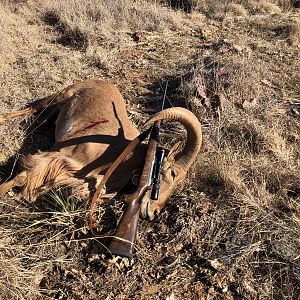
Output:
[
  {"xmin": 42, "ymin": 0, "xmax": 182, "ymax": 50},
  {"xmin": 0, "ymin": 0, "xmax": 300, "ymax": 299},
  {"xmin": 226, "ymin": 3, "xmax": 249, "ymax": 16},
  {"xmin": 287, "ymin": 17, "xmax": 300, "ymax": 44},
  {"xmin": 248, "ymin": 0, "xmax": 282, "ymax": 14},
  {"xmin": 181, "ymin": 12, "xmax": 300, "ymax": 297},
  {"xmin": 162, "ymin": 0, "xmax": 295, "ymax": 17}
]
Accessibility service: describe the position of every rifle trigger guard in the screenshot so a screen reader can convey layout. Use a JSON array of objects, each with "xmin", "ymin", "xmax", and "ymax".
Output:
[{"xmin": 131, "ymin": 169, "xmax": 140, "ymax": 186}]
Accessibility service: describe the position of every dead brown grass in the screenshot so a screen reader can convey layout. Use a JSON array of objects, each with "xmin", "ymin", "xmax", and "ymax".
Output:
[
  {"xmin": 287, "ymin": 17, "xmax": 300, "ymax": 44},
  {"xmin": 249, "ymin": 0, "xmax": 282, "ymax": 14},
  {"xmin": 178, "ymin": 10, "xmax": 300, "ymax": 297},
  {"xmin": 162, "ymin": 0, "xmax": 295, "ymax": 17},
  {"xmin": 226, "ymin": 3, "xmax": 249, "ymax": 16},
  {"xmin": 42, "ymin": 0, "xmax": 182, "ymax": 50},
  {"xmin": 0, "ymin": 0, "xmax": 299, "ymax": 299}
]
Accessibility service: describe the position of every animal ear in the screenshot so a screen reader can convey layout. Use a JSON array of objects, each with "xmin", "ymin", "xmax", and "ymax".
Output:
[{"xmin": 166, "ymin": 141, "xmax": 184, "ymax": 163}]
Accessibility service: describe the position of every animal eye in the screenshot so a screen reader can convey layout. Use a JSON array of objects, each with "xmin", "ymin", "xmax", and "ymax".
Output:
[{"xmin": 171, "ymin": 170, "xmax": 176, "ymax": 179}]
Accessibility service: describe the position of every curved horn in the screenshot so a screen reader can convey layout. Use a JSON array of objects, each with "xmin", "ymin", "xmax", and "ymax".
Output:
[{"xmin": 143, "ymin": 107, "xmax": 202, "ymax": 171}]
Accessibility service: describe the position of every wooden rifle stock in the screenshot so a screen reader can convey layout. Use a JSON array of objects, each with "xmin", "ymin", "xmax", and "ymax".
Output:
[{"xmin": 108, "ymin": 120, "xmax": 161, "ymax": 258}]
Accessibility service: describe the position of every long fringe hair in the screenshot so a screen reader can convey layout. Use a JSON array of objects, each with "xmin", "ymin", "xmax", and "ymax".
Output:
[{"xmin": 22, "ymin": 151, "xmax": 83, "ymax": 201}]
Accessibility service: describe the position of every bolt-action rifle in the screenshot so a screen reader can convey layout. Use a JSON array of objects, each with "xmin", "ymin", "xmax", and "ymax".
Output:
[{"xmin": 108, "ymin": 83, "xmax": 168, "ymax": 258}]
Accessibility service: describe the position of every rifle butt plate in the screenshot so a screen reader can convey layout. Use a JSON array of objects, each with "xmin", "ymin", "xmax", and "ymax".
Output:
[{"xmin": 108, "ymin": 239, "xmax": 134, "ymax": 259}]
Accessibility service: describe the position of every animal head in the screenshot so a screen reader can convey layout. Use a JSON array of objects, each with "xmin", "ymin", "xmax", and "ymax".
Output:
[{"xmin": 140, "ymin": 107, "xmax": 202, "ymax": 220}]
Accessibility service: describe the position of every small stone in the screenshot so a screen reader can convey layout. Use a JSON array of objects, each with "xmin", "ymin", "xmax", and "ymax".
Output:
[{"xmin": 232, "ymin": 44, "xmax": 243, "ymax": 52}]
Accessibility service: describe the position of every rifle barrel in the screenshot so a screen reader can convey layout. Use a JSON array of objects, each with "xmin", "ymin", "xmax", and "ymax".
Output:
[{"xmin": 150, "ymin": 148, "xmax": 165, "ymax": 200}]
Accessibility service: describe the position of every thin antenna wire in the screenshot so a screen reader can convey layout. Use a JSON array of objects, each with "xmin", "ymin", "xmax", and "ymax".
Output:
[
  {"xmin": 161, "ymin": 80, "xmax": 168, "ymax": 110},
  {"xmin": 150, "ymin": 70, "xmax": 174, "ymax": 107},
  {"xmin": 23, "ymin": 96, "xmax": 57, "ymax": 138}
]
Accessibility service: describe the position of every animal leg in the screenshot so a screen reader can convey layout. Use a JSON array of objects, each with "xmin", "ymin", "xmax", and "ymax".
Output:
[
  {"xmin": 0, "ymin": 172, "xmax": 27, "ymax": 196},
  {"xmin": 0, "ymin": 81, "xmax": 86, "ymax": 124},
  {"xmin": 0, "ymin": 80, "xmax": 111, "ymax": 124},
  {"xmin": 0, "ymin": 93, "xmax": 60, "ymax": 124},
  {"xmin": 0, "ymin": 107, "xmax": 37, "ymax": 124}
]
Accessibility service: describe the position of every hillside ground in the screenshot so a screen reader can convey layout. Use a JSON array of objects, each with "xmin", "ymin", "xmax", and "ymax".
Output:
[{"xmin": 0, "ymin": 0, "xmax": 299, "ymax": 299}]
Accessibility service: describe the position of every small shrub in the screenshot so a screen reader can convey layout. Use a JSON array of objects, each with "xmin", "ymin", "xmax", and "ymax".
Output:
[
  {"xmin": 163, "ymin": 0, "xmax": 198, "ymax": 12},
  {"xmin": 249, "ymin": 0, "xmax": 282, "ymax": 14},
  {"xmin": 287, "ymin": 18, "xmax": 300, "ymax": 45},
  {"xmin": 226, "ymin": 3, "xmax": 248, "ymax": 17},
  {"xmin": 57, "ymin": 27, "xmax": 89, "ymax": 50}
]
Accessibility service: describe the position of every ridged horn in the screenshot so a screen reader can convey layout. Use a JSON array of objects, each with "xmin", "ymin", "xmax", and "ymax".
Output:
[{"xmin": 143, "ymin": 107, "xmax": 202, "ymax": 171}]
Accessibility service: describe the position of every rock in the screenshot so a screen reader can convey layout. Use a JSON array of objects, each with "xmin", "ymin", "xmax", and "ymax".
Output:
[{"xmin": 232, "ymin": 44, "xmax": 244, "ymax": 53}]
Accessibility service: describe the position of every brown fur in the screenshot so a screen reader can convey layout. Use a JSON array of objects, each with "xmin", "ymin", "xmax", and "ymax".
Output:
[{"xmin": 0, "ymin": 79, "xmax": 202, "ymax": 219}]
